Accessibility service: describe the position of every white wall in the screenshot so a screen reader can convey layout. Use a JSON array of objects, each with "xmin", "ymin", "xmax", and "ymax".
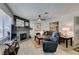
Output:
[
  {"xmin": 42, "ymin": 17, "xmax": 61, "ymax": 31},
  {"xmin": 30, "ymin": 16, "xmax": 61, "ymax": 37}
]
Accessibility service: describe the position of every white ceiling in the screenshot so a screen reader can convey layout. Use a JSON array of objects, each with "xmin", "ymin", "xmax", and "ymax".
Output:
[{"xmin": 7, "ymin": 3, "xmax": 79, "ymax": 20}]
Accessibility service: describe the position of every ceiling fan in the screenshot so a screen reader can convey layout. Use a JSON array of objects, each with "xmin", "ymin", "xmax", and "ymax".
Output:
[
  {"xmin": 31, "ymin": 12, "xmax": 52, "ymax": 21},
  {"xmin": 37, "ymin": 12, "xmax": 50, "ymax": 21},
  {"xmin": 37, "ymin": 14, "xmax": 46, "ymax": 21}
]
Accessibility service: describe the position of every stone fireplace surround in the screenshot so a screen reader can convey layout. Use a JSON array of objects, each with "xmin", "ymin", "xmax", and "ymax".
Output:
[{"xmin": 16, "ymin": 29, "xmax": 29, "ymax": 42}]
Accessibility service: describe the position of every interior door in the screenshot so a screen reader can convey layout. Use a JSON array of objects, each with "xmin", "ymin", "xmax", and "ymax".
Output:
[{"xmin": 74, "ymin": 17, "xmax": 79, "ymax": 45}]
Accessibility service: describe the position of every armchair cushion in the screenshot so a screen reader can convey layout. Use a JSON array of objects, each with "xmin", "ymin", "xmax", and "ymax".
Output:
[{"xmin": 43, "ymin": 40, "xmax": 58, "ymax": 52}]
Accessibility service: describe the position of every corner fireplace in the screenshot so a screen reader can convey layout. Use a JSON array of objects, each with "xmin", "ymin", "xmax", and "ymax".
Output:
[{"xmin": 20, "ymin": 33, "xmax": 27, "ymax": 41}]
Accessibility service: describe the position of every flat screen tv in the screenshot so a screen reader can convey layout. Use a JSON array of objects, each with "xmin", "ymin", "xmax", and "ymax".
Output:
[{"xmin": 16, "ymin": 19, "xmax": 24, "ymax": 27}]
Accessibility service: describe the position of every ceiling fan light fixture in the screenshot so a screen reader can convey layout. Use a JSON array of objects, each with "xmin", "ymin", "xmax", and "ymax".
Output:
[{"xmin": 38, "ymin": 18, "xmax": 41, "ymax": 21}]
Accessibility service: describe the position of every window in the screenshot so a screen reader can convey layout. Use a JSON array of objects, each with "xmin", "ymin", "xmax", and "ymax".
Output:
[
  {"xmin": 0, "ymin": 9, "xmax": 12, "ymax": 40},
  {"xmin": 0, "ymin": 13, "xmax": 3, "ymax": 38}
]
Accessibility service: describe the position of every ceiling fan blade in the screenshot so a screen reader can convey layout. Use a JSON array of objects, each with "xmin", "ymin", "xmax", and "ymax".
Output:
[{"xmin": 41, "ymin": 19, "xmax": 46, "ymax": 20}]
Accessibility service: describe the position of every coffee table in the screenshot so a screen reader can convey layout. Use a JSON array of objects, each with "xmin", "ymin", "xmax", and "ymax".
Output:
[{"xmin": 34, "ymin": 35, "xmax": 43, "ymax": 45}]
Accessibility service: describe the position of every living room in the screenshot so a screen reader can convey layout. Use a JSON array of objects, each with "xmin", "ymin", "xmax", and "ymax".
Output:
[{"xmin": 0, "ymin": 3, "xmax": 79, "ymax": 55}]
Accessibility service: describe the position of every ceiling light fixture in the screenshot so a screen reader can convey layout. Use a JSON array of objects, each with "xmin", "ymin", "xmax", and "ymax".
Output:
[
  {"xmin": 38, "ymin": 15, "xmax": 41, "ymax": 21},
  {"xmin": 38, "ymin": 18, "xmax": 41, "ymax": 21}
]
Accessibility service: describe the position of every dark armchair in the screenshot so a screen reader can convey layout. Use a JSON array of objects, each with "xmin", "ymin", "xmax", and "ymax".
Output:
[{"xmin": 43, "ymin": 31, "xmax": 59, "ymax": 53}]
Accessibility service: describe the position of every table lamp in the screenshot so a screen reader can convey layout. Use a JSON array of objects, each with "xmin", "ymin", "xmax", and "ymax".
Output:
[{"xmin": 62, "ymin": 27, "xmax": 70, "ymax": 37}]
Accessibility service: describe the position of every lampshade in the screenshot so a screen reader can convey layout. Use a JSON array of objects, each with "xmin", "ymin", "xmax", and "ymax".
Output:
[
  {"xmin": 62, "ymin": 27, "xmax": 70, "ymax": 31},
  {"xmin": 40, "ymin": 30, "xmax": 44, "ymax": 35},
  {"xmin": 62, "ymin": 27, "xmax": 73, "ymax": 37}
]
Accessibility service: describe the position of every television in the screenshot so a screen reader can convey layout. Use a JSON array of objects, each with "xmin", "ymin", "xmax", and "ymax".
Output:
[{"xmin": 16, "ymin": 19, "xmax": 24, "ymax": 27}]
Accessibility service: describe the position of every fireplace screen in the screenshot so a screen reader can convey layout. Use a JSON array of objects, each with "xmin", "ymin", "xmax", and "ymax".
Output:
[{"xmin": 20, "ymin": 33, "xmax": 27, "ymax": 41}]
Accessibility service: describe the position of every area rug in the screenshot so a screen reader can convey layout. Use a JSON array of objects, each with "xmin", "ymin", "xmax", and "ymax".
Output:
[
  {"xmin": 31, "ymin": 39, "xmax": 42, "ymax": 48},
  {"xmin": 73, "ymin": 47, "xmax": 79, "ymax": 52},
  {"xmin": 73, "ymin": 43, "xmax": 79, "ymax": 52}
]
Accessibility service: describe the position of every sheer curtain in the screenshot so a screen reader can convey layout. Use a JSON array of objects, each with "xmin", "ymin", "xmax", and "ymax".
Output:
[
  {"xmin": 0, "ymin": 11, "xmax": 4, "ymax": 39},
  {"xmin": 0, "ymin": 9, "xmax": 12, "ymax": 41},
  {"xmin": 4, "ymin": 15, "xmax": 12, "ymax": 39}
]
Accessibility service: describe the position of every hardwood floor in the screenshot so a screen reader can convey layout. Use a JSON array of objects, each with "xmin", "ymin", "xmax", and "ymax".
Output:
[
  {"xmin": 0, "ymin": 38, "xmax": 79, "ymax": 55},
  {"xmin": 17, "ymin": 39, "xmax": 79, "ymax": 55}
]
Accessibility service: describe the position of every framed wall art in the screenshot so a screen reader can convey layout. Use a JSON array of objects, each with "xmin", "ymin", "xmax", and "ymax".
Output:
[{"xmin": 34, "ymin": 22, "xmax": 41, "ymax": 31}]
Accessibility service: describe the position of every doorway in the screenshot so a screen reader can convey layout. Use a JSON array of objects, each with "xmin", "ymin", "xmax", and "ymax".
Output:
[{"xmin": 74, "ymin": 17, "xmax": 79, "ymax": 45}]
